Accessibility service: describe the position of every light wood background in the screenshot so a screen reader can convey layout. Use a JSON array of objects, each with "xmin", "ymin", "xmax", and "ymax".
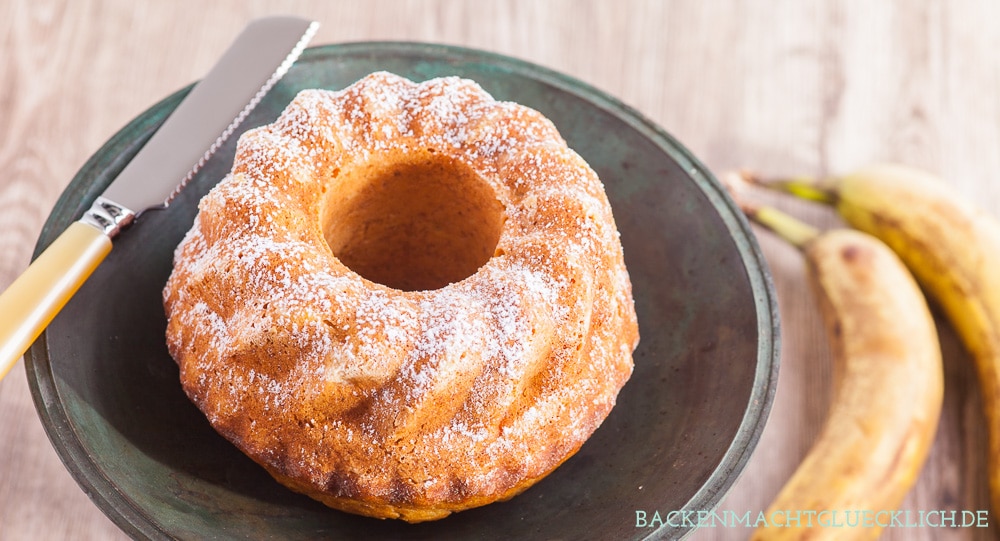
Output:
[{"xmin": 1, "ymin": 1, "xmax": 998, "ymax": 539}]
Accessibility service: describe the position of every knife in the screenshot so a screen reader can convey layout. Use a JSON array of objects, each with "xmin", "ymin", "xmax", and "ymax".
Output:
[{"xmin": 0, "ymin": 16, "xmax": 319, "ymax": 381}]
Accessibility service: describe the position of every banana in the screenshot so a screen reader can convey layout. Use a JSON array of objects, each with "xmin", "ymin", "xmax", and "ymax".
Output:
[
  {"xmin": 746, "ymin": 163, "xmax": 1000, "ymax": 515},
  {"xmin": 741, "ymin": 201, "xmax": 943, "ymax": 540}
]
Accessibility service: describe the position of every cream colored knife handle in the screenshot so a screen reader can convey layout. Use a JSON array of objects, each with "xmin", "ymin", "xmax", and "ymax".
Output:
[{"xmin": 0, "ymin": 221, "xmax": 111, "ymax": 380}]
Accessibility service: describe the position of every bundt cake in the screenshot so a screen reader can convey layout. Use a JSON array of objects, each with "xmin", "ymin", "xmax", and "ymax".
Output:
[{"xmin": 162, "ymin": 71, "xmax": 639, "ymax": 522}]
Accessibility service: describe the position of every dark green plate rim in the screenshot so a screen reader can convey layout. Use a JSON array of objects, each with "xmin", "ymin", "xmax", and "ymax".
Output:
[{"xmin": 24, "ymin": 41, "xmax": 779, "ymax": 540}]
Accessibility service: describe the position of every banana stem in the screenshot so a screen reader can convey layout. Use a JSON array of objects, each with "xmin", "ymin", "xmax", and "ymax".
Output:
[
  {"xmin": 742, "ymin": 202, "xmax": 821, "ymax": 250},
  {"xmin": 739, "ymin": 170, "xmax": 839, "ymax": 205},
  {"xmin": 721, "ymin": 170, "xmax": 822, "ymax": 249}
]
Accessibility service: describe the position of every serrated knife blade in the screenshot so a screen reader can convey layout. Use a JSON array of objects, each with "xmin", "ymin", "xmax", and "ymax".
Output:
[
  {"xmin": 102, "ymin": 16, "xmax": 319, "ymax": 217},
  {"xmin": 0, "ymin": 16, "xmax": 319, "ymax": 381}
]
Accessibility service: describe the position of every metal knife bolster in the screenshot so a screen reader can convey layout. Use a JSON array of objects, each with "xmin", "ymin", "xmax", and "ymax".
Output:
[{"xmin": 80, "ymin": 197, "xmax": 135, "ymax": 237}]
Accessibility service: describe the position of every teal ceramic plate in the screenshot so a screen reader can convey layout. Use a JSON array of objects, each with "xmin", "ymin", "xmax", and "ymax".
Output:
[{"xmin": 26, "ymin": 43, "xmax": 778, "ymax": 540}]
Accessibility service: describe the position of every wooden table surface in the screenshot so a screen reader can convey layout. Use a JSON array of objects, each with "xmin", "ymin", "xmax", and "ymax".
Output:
[{"xmin": 2, "ymin": 1, "xmax": 999, "ymax": 539}]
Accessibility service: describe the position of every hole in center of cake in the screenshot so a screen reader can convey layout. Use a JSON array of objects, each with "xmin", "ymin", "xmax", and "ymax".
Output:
[{"xmin": 322, "ymin": 151, "xmax": 505, "ymax": 292}]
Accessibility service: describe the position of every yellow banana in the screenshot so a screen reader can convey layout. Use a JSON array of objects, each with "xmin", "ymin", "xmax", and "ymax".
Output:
[
  {"xmin": 742, "ymin": 202, "xmax": 943, "ymax": 541},
  {"xmin": 747, "ymin": 163, "xmax": 1000, "ymax": 515}
]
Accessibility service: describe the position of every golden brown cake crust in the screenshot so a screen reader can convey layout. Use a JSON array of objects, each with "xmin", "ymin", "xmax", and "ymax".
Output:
[{"xmin": 162, "ymin": 72, "xmax": 639, "ymax": 522}]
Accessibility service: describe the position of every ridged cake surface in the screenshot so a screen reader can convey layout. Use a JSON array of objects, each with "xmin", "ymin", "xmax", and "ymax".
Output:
[{"xmin": 163, "ymin": 72, "xmax": 639, "ymax": 522}]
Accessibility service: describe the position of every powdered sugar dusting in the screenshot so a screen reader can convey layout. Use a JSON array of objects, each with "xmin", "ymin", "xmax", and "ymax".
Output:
[{"xmin": 162, "ymin": 71, "xmax": 638, "ymax": 511}]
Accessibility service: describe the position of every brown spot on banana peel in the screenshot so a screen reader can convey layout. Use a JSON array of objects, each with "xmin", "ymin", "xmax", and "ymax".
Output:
[
  {"xmin": 860, "ymin": 210, "xmax": 980, "ymax": 299},
  {"xmin": 809, "ymin": 264, "xmax": 847, "ymax": 396},
  {"xmin": 879, "ymin": 425, "xmax": 918, "ymax": 487},
  {"xmin": 840, "ymin": 245, "xmax": 860, "ymax": 262}
]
